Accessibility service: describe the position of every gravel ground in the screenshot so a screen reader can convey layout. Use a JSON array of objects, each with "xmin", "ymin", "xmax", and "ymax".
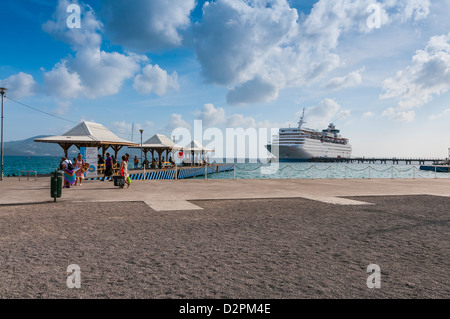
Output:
[{"xmin": 0, "ymin": 195, "xmax": 448, "ymax": 299}]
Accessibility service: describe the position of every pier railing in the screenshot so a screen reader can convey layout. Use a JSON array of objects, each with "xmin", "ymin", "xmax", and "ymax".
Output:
[
  {"xmin": 309, "ymin": 157, "xmax": 446, "ymax": 165},
  {"xmin": 84, "ymin": 163, "xmax": 447, "ymax": 181},
  {"xmin": 232, "ymin": 164, "xmax": 447, "ymax": 180}
]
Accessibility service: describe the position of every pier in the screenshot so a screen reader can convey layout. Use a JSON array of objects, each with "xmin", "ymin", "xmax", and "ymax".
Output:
[
  {"xmin": 86, "ymin": 164, "xmax": 235, "ymax": 181},
  {"xmin": 309, "ymin": 157, "xmax": 446, "ymax": 165}
]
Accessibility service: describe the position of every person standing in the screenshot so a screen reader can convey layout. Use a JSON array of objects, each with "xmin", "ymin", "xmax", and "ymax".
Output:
[
  {"xmin": 134, "ymin": 156, "xmax": 139, "ymax": 169},
  {"xmin": 74, "ymin": 153, "xmax": 85, "ymax": 186},
  {"xmin": 60, "ymin": 157, "xmax": 76, "ymax": 189},
  {"xmin": 102, "ymin": 153, "xmax": 113, "ymax": 181},
  {"xmin": 120, "ymin": 155, "xmax": 130, "ymax": 188},
  {"xmin": 98, "ymin": 154, "xmax": 105, "ymax": 165}
]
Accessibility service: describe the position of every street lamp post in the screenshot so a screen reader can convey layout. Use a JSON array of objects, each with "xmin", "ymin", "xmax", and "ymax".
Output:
[
  {"xmin": 0, "ymin": 88, "xmax": 7, "ymax": 182},
  {"xmin": 139, "ymin": 129, "xmax": 144, "ymax": 170}
]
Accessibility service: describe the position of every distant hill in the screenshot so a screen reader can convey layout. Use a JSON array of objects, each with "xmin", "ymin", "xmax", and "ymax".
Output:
[{"xmin": 3, "ymin": 136, "xmax": 66, "ymax": 157}]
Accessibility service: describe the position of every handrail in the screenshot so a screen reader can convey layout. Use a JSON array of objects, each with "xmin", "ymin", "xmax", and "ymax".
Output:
[
  {"xmin": 19, "ymin": 170, "xmax": 37, "ymax": 181},
  {"xmin": 228, "ymin": 164, "xmax": 449, "ymax": 180}
]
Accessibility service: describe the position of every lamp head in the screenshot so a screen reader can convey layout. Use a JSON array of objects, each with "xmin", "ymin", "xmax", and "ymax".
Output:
[
  {"xmin": 0, "ymin": 88, "xmax": 7, "ymax": 95},
  {"xmin": 139, "ymin": 129, "xmax": 144, "ymax": 134}
]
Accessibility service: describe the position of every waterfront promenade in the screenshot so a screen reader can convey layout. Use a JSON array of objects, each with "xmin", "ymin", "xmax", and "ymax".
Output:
[
  {"xmin": 0, "ymin": 178, "xmax": 449, "ymax": 299},
  {"xmin": 1, "ymin": 177, "xmax": 450, "ymax": 209}
]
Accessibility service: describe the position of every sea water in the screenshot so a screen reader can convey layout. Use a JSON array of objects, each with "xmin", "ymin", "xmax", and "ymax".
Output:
[
  {"xmin": 197, "ymin": 162, "xmax": 450, "ymax": 180},
  {"xmin": 1, "ymin": 156, "xmax": 61, "ymax": 176},
  {"xmin": 1, "ymin": 156, "xmax": 449, "ymax": 180}
]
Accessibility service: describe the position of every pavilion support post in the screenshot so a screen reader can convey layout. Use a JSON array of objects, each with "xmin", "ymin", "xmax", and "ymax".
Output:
[
  {"xmin": 100, "ymin": 145, "xmax": 108, "ymax": 159},
  {"xmin": 157, "ymin": 149, "xmax": 163, "ymax": 168},
  {"xmin": 59, "ymin": 143, "xmax": 72, "ymax": 158},
  {"xmin": 113, "ymin": 145, "xmax": 123, "ymax": 160}
]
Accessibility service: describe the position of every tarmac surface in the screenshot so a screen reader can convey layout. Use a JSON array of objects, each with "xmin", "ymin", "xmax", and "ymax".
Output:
[
  {"xmin": 0, "ymin": 178, "xmax": 448, "ymax": 298},
  {"xmin": 0, "ymin": 196, "xmax": 448, "ymax": 298}
]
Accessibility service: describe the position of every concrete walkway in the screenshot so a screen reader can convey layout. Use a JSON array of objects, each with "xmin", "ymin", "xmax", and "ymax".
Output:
[{"xmin": 1, "ymin": 177, "xmax": 450, "ymax": 211}]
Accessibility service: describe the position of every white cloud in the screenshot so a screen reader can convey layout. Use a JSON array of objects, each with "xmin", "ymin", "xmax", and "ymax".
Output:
[
  {"xmin": 0, "ymin": 72, "xmax": 38, "ymax": 98},
  {"xmin": 101, "ymin": 0, "xmax": 196, "ymax": 51},
  {"xmin": 165, "ymin": 114, "xmax": 191, "ymax": 133},
  {"xmin": 192, "ymin": 0, "xmax": 301, "ymax": 104},
  {"xmin": 42, "ymin": 0, "xmax": 175, "ymax": 100},
  {"xmin": 429, "ymin": 108, "xmax": 450, "ymax": 120},
  {"xmin": 336, "ymin": 110, "xmax": 352, "ymax": 121},
  {"xmin": 191, "ymin": 0, "xmax": 431, "ymax": 105},
  {"xmin": 388, "ymin": 0, "xmax": 431, "ymax": 22},
  {"xmin": 227, "ymin": 76, "xmax": 279, "ymax": 105},
  {"xmin": 53, "ymin": 100, "xmax": 72, "ymax": 116},
  {"xmin": 133, "ymin": 65, "xmax": 179, "ymax": 96},
  {"xmin": 362, "ymin": 111, "xmax": 375, "ymax": 118},
  {"xmin": 111, "ymin": 120, "xmax": 135, "ymax": 136},
  {"xmin": 197, "ymin": 104, "xmax": 226, "ymax": 127},
  {"xmin": 226, "ymin": 114, "xmax": 257, "ymax": 128},
  {"xmin": 381, "ymin": 32, "xmax": 450, "ymax": 110},
  {"xmin": 381, "ymin": 107, "xmax": 415, "ymax": 122},
  {"xmin": 326, "ymin": 69, "xmax": 364, "ymax": 90},
  {"xmin": 42, "ymin": 0, "xmax": 102, "ymax": 51},
  {"xmin": 109, "ymin": 121, "xmax": 154, "ymax": 140},
  {"xmin": 196, "ymin": 103, "xmax": 287, "ymax": 129},
  {"xmin": 304, "ymin": 98, "xmax": 350, "ymax": 128},
  {"xmin": 43, "ymin": 62, "xmax": 83, "ymax": 99}
]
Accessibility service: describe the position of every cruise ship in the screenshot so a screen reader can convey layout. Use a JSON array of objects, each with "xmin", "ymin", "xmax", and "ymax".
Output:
[{"xmin": 265, "ymin": 110, "xmax": 352, "ymax": 162}]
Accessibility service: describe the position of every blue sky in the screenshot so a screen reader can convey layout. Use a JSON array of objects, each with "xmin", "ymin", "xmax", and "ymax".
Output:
[{"xmin": 1, "ymin": 0, "xmax": 450, "ymax": 157}]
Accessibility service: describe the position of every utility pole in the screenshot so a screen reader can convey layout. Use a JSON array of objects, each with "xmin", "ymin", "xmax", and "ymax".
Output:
[{"xmin": 0, "ymin": 88, "xmax": 7, "ymax": 181}]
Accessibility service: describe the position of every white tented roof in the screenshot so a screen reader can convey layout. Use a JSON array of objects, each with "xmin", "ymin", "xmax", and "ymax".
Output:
[
  {"xmin": 34, "ymin": 122, "xmax": 136, "ymax": 145},
  {"xmin": 184, "ymin": 140, "xmax": 214, "ymax": 152},
  {"xmin": 130, "ymin": 134, "xmax": 182, "ymax": 149}
]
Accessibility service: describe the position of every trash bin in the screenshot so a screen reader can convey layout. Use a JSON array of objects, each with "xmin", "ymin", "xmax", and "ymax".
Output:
[{"xmin": 51, "ymin": 170, "xmax": 63, "ymax": 202}]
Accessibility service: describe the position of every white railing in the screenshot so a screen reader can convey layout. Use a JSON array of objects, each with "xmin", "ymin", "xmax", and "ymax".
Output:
[{"xmin": 230, "ymin": 165, "xmax": 445, "ymax": 180}]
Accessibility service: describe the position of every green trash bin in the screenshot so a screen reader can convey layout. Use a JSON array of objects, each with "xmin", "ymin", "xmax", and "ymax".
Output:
[{"xmin": 51, "ymin": 170, "xmax": 63, "ymax": 202}]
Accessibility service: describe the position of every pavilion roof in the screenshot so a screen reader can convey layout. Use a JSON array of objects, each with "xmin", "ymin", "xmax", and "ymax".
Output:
[{"xmin": 34, "ymin": 121, "xmax": 137, "ymax": 146}]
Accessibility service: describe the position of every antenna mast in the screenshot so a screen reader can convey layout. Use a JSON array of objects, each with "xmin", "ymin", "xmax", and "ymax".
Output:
[{"xmin": 298, "ymin": 108, "xmax": 306, "ymax": 129}]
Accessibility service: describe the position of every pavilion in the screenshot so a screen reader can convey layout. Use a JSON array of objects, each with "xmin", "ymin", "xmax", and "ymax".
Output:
[
  {"xmin": 34, "ymin": 121, "xmax": 137, "ymax": 159},
  {"xmin": 184, "ymin": 140, "xmax": 214, "ymax": 165},
  {"xmin": 130, "ymin": 134, "xmax": 181, "ymax": 165}
]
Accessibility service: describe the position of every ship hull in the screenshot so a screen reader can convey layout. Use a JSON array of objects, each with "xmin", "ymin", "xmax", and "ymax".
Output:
[{"xmin": 266, "ymin": 138, "xmax": 352, "ymax": 162}]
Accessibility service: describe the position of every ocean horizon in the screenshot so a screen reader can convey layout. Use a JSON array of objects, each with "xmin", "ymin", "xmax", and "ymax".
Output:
[{"xmin": 1, "ymin": 155, "xmax": 449, "ymax": 180}]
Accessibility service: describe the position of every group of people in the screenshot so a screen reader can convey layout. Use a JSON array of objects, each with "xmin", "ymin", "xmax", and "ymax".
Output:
[
  {"xmin": 59, "ymin": 152, "xmax": 179, "ymax": 190},
  {"xmin": 59, "ymin": 152, "xmax": 131, "ymax": 189},
  {"xmin": 102, "ymin": 153, "xmax": 131, "ymax": 188},
  {"xmin": 131, "ymin": 155, "xmax": 174, "ymax": 169},
  {"xmin": 60, "ymin": 153, "xmax": 87, "ymax": 189}
]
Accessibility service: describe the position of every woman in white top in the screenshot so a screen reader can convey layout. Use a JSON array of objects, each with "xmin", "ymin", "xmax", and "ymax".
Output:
[
  {"xmin": 120, "ymin": 155, "xmax": 130, "ymax": 188},
  {"xmin": 74, "ymin": 153, "xmax": 85, "ymax": 186}
]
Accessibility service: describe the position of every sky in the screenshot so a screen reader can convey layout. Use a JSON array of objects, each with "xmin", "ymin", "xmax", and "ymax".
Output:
[{"xmin": 1, "ymin": 0, "xmax": 450, "ymax": 158}]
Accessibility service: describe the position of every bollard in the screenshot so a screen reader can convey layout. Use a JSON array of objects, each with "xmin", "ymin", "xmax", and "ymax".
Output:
[{"xmin": 233, "ymin": 164, "xmax": 236, "ymax": 180}]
